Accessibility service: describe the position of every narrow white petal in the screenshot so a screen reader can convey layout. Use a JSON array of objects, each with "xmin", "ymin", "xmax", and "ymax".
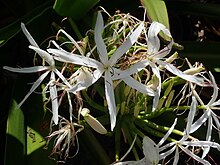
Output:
[
  {"xmin": 111, "ymin": 60, "xmax": 149, "ymax": 80},
  {"xmin": 158, "ymin": 118, "xmax": 177, "ymax": 146},
  {"xmin": 109, "ymin": 23, "xmax": 144, "ymax": 66},
  {"xmin": 154, "ymin": 40, "xmax": 174, "ymax": 59},
  {"xmin": 53, "ymin": 69, "xmax": 71, "ymax": 88},
  {"xmin": 113, "ymin": 161, "xmax": 137, "ymax": 165},
  {"xmin": 179, "ymin": 145, "xmax": 211, "ymax": 165},
  {"xmin": 157, "ymin": 60, "xmax": 205, "ymax": 85},
  {"xmin": 212, "ymin": 112, "xmax": 220, "ymax": 139},
  {"xmin": 202, "ymin": 116, "xmax": 212, "ymax": 158},
  {"xmin": 173, "ymin": 147, "xmax": 179, "ymax": 165},
  {"xmin": 122, "ymin": 76, "xmax": 155, "ymax": 96},
  {"xmin": 143, "ymin": 136, "xmax": 159, "ymax": 164},
  {"xmin": 21, "ymin": 23, "xmax": 38, "ymax": 47},
  {"xmin": 18, "ymin": 71, "xmax": 50, "ymax": 107},
  {"xmin": 58, "ymin": 29, "xmax": 84, "ymax": 55},
  {"xmin": 29, "ymin": 46, "xmax": 55, "ymax": 66},
  {"xmin": 94, "ymin": 11, "xmax": 108, "ymax": 65},
  {"xmin": 147, "ymin": 22, "xmax": 172, "ymax": 55},
  {"xmin": 48, "ymin": 48, "xmax": 102, "ymax": 68},
  {"xmin": 159, "ymin": 145, "xmax": 176, "ymax": 160},
  {"xmin": 149, "ymin": 62, "xmax": 161, "ymax": 111},
  {"xmin": 212, "ymin": 99, "xmax": 220, "ymax": 106},
  {"xmin": 185, "ymin": 96, "xmax": 197, "ymax": 135},
  {"xmin": 49, "ymin": 72, "xmax": 59, "ymax": 125},
  {"xmin": 105, "ymin": 71, "xmax": 117, "ymax": 131},
  {"xmin": 3, "ymin": 66, "xmax": 49, "ymax": 73},
  {"xmin": 190, "ymin": 110, "xmax": 210, "ymax": 133}
]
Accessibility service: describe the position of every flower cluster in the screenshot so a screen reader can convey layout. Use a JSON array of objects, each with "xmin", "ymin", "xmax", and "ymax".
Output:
[{"xmin": 4, "ymin": 9, "xmax": 220, "ymax": 164}]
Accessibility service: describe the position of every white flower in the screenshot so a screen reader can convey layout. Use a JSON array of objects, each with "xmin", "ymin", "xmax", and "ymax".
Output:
[
  {"xmin": 48, "ymin": 11, "xmax": 154, "ymax": 131},
  {"xmin": 3, "ymin": 23, "xmax": 71, "ymax": 125},
  {"xmin": 158, "ymin": 97, "xmax": 220, "ymax": 165},
  {"xmin": 190, "ymin": 72, "xmax": 220, "ymax": 158},
  {"xmin": 145, "ymin": 21, "xmax": 205, "ymax": 111}
]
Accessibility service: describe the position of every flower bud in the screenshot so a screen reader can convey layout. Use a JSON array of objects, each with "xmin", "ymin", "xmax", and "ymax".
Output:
[{"xmin": 81, "ymin": 108, "xmax": 107, "ymax": 134}]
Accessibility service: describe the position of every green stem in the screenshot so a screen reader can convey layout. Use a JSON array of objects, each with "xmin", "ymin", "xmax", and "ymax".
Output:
[{"xmin": 134, "ymin": 118, "xmax": 176, "ymax": 142}]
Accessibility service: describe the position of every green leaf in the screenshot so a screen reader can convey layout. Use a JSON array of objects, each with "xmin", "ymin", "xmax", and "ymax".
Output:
[
  {"xmin": 141, "ymin": 0, "xmax": 170, "ymax": 40},
  {"xmin": 27, "ymin": 126, "xmax": 46, "ymax": 155},
  {"xmin": 5, "ymin": 100, "xmax": 25, "ymax": 165},
  {"xmin": 0, "ymin": 1, "xmax": 51, "ymax": 47},
  {"xmin": 141, "ymin": 0, "xmax": 169, "ymax": 29},
  {"xmin": 53, "ymin": 0, "xmax": 99, "ymax": 20}
]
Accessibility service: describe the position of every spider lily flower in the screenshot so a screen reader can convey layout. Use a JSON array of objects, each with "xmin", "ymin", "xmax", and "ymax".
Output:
[
  {"xmin": 158, "ymin": 97, "xmax": 220, "ymax": 165},
  {"xmin": 145, "ymin": 21, "xmax": 205, "ymax": 111},
  {"xmin": 3, "ymin": 23, "xmax": 71, "ymax": 125},
  {"xmin": 190, "ymin": 72, "xmax": 220, "ymax": 158},
  {"xmin": 48, "ymin": 11, "xmax": 154, "ymax": 131}
]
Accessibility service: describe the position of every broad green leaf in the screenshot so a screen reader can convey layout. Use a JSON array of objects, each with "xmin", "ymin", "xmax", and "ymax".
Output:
[
  {"xmin": 0, "ymin": 1, "xmax": 51, "ymax": 47},
  {"xmin": 27, "ymin": 126, "xmax": 46, "ymax": 155},
  {"xmin": 53, "ymin": 0, "xmax": 99, "ymax": 20},
  {"xmin": 141, "ymin": 0, "xmax": 169, "ymax": 29},
  {"xmin": 5, "ymin": 100, "xmax": 25, "ymax": 165}
]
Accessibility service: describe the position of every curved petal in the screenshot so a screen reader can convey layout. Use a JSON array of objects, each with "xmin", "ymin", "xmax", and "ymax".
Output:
[
  {"xmin": 111, "ymin": 60, "xmax": 149, "ymax": 80},
  {"xmin": 57, "ymin": 29, "xmax": 84, "ymax": 55},
  {"xmin": 190, "ymin": 110, "xmax": 211, "ymax": 133},
  {"xmin": 3, "ymin": 66, "xmax": 49, "ymax": 73},
  {"xmin": 147, "ymin": 22, "xmax": 172, "ymax": 55},
  {"xmin": 95, "ymin": 11, "xmax": 108, "ymax": 65},
  {"xmin": 105, "ymin": 71, "xmax": 116, "ymax": 131},
  {"xmin": 149, "ymin": 62, "xmax": 161, "ymax": 111},
  {"xmin": 53, "ymin": 69, "xmax": 71, "ymax": 88},
  {"xmin": 158, "ymin": 118, "xmax": 177, "ymax": 147},
  {"xmin": 29, "ymin": 46, "xmax": 55, "ymax": 66},
  {"xmin": 109, "ymin": 23, "xmax": 144, "ymax": 66},
  {"xmin": 185, "ymin": 96, "xmax": 197, "ymax": 136},
  {"xmin": 202, "ymin": 117, "xmax": 212, "ymax": 159},
  {"xmin": 21, "ymin": 23, "xmax": 38, "ymax": 47},
  {"xmin": 48, "ymin": 48, "xmax": 102, "ymax": 68},
  {"xmin": 18, "ymin": 71, "xmax": 50, "ymax": 108},
  {"xmin": 157, "ymin": 60, "xmax": 205, "ymax": 85},
  {"xmin": 159, "ymin": 145, "xmax": 176, "ymax": 160},
  {"xmin": 173, "ymin": 147, "xmax": 179, "ymax": 165},
  {"xmin": 208, "ymin": 72, "xmax": 218, "ymax": 105},
  {"xmin": 153, "ymin": 39, "xmax": 174, "ymax": 59},
  {"xmin": 122, "ymin": 76, "xmax": 155, "ymax": 96},
  {"xmin": 179, "ymin": 145, "xmax": 211, "ymax": 165}
]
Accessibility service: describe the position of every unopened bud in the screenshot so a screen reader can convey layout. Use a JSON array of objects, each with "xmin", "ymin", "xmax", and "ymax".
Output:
[{"xmin": 81, "ymin": 108, "xmax": 107, "ymax": 134}]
